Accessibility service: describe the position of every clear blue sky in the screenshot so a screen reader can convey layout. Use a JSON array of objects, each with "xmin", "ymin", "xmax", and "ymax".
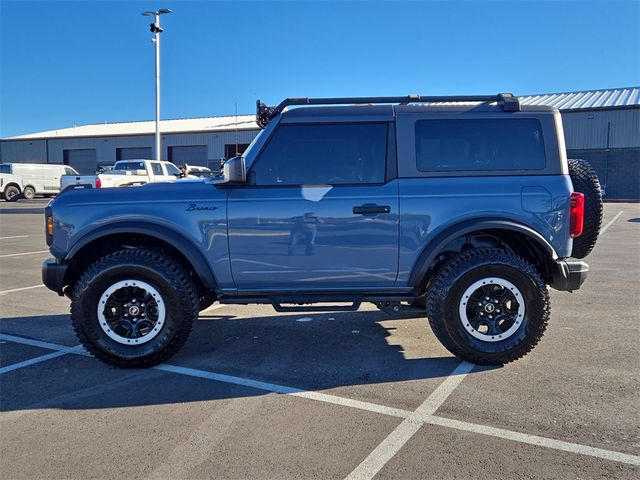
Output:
[{"xmin": 1, "ymin": 0, "xmax": 638, "ymax": 137}]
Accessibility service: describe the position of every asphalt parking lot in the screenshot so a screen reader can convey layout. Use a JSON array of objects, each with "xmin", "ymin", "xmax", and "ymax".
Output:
[{"xmin": 1, "ymin": 198, "xmax": 639, "ymax": 479}]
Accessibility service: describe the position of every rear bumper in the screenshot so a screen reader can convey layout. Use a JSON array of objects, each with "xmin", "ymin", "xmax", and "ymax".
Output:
[
  {"xmin": 42, "ymin": 258, "xmax": 69, "ymax": 296},
  {"xmin": 549, "ymin": 258, "xmax": 589, "ymax": 292}
]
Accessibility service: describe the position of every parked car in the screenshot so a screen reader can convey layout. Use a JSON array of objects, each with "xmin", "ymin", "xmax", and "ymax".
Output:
[
  {"xmin": 60, "ymin": 159, "xmax": 183, "ymax": 191},
  {"xmin": 180, "ymin": 164, "xmax": 214, "ymax": 178},
  {"xmin": 0, "ymin": 163, "xmax": 78, "ymax": 201},
  {"xmin": 42, "ymin": 93, "xmax": 603, "ymax": 368}
]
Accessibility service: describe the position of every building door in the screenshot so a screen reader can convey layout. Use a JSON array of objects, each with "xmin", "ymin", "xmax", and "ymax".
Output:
[
  {"xmin": 168, "ymin": 145, "xmax": 207, "ymax": 166},
  {"xmin": 116, "ymin": 147, "xmax": 152, "ymax": 160},
  {"xmin": 63, "ymin": 149, "xmax": 97, "ymax": 174}
]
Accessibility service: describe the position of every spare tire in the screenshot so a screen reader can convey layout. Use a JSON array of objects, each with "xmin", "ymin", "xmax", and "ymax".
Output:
[{"xmin": 568, "ymin": 159, "xmax": 603, "ymax": 259}]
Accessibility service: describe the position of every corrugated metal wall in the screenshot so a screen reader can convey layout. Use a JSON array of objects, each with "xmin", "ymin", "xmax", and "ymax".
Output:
[
  {"xmin": 561, "ymin": 108, "xmax": 640, "ymax": 149},
  {"xmin": 0, "ymin": 130, "xmax": 261, "ymax": 169},
  {"xmin": 0, "ymin": 140, "xmax": 47, "ymax": 163}
]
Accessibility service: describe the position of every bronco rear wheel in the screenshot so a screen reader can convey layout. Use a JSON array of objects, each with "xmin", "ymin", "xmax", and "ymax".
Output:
[
  {"xmin": 71, "ymin": 248, "xmax": 199, "ymax": 368},
  {"xmin": 426, "ymin": 248, "xmax": 549, "ymax": 365}
]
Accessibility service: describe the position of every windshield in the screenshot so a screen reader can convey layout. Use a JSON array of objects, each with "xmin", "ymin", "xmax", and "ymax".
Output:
[
  {"xmin": 241, "ymin": 118, "xmax": 278, "ymax": 168},
  {"xmin": 114, "ymin": 161, "xmax": 145, "ymax": 171},
  {"xmin": 165, "ymin": 163, "xmax": 182, "ymax": 176}
]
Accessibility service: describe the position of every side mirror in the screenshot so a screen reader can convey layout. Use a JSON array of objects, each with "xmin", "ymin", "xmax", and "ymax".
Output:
[{"xmin": 212, "ymin": 156, "xmax": 246, "ymax": 184}]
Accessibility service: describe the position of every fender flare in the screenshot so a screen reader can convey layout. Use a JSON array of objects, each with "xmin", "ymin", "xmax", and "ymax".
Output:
[
  {"xmin": 66, "ymin": 221, "xmax": 217, "ymax": 289},
  {"xmin": 408, "ymin": 218, "xmax": 558, "ymax": 287}
]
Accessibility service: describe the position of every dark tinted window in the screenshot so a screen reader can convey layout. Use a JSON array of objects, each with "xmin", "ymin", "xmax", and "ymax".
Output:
[
  {"xmin": 415, "ymin": 119, "xmax": 546, "ymax": 172},
  {"xmin": 150, "ymin": 162, "xmax": 163, "ymax": 175},
  {"xmin": 252, "ymin": 123, "xmax": 388, "ymax": 185},
  {"xmin": 114, "ymin": 161, "xmax": 145, "ymax": 171},
  {"xmin": 0, "ymin": 164, "xmax": 11, "ymax": 174}
]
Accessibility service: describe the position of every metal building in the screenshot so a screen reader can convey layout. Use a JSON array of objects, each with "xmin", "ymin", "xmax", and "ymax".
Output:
[
  {"xmin": 1, "ymin": 87, "xmax": 638, "ymax": 198},
  {"xmin": 0, "ymin": 115, "xmax": 260, "ymax": 174},
  {"xmin": 521, "ymin": 87, "xmax": 640, "ymax": 200}
]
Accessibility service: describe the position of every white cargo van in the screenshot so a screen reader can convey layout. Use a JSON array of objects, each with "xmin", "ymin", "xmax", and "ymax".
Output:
[{"xmin": 0, "ymin": 163, "xmax": 78, "ymax": 201}]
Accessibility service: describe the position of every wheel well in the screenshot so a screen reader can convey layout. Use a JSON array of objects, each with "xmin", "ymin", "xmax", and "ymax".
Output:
[
  {"xmin": 3, "ymin": 182, "xmax": 21, "ymax": 192},
  {"xmin": 64, "ymin": 233, "xmax": 208, "ymax": 297},
  {"xmin": 420, "ymin": 229, "xmax": 554, "ymax": 292}
]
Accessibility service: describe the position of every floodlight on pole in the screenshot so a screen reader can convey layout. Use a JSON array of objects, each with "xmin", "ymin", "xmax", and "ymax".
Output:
[{"xmin": 141, "ymin": 8, "xmax": 173, "ymax": 161}]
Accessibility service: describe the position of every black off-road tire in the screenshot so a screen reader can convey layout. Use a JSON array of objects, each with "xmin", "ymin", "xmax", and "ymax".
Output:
[
  {"xmin": 22, "ymin": 186, "xmax": 35, "ymax": 200},
  {"xmin": 3, "ymin": 185, "xmax": 20, "ymax": 202},
  {"xmin": 426, "ymin": 248, "xmax": 550, "ymax": 365},
  {"xmin": 568, "ymin": 158, "xmax": 603, "ymax": 259},
  {"xmin": 71, "ymin": 248, "xmax": 199, "ymax": 368}
]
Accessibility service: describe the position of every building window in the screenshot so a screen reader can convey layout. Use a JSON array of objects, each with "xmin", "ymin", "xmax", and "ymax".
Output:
[
  {"xmin": 224, "ymin": 143, "xmax": 250, "ymax": 159},
  {"xmin": 168, "ymin": 145, "xmax": 207, "ymax": 166},
  {"xmin": 116, "ymin": 147, "xmax": 152, "ymax": 160}
]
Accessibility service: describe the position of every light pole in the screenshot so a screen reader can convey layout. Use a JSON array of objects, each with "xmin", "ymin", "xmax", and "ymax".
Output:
[{"xmin": 141, "ymin": 8, "xmax": 172, "ymax": 161}]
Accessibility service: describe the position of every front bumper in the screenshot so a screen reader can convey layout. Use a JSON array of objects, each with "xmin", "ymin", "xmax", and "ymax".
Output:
[
  {"xmin": 42, "ymin": 258, "xmax": 69, "ymax": 296},
  {"xmin": 549, "ymin": 258, "xmax": 589, "ymax": 292}
]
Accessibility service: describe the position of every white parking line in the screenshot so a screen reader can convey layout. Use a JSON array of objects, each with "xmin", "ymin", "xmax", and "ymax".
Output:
[
  {"xmin": 0, "ymin": 250, "xmax": 49, "ymax": 258},
  {"xmin": 0, "ymin": 235, "xmax": 30, "ymax": 240},
  {"xmin": 345, "ymin": 362, "xmax": 474, "ymax": 480},
  {"xmin": 0, "ymin": 284, "xmax": 46, "ymax": 295},
  {"xmin": 1, "ymin": 332, "xmax": 638, "ymax": 467},
  {"xmin": 424, "ymin": 415, "xmax": 640, "ymax": 467},
  {"xmin": 0, "ymin": 333, "xmax": 87, "ymax": 353},
  {"xmin": 0, "ymin": 350, "xmax": 70, "ymax": 374},
  {"xmin": 600, "ymin": 210, "xmax": 624, "ymax": 234}
]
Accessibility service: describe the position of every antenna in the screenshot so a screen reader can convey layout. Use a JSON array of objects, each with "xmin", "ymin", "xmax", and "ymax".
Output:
[{"xmin": 235, "ymin": 102, "xmax": 239, "ymax": 156}]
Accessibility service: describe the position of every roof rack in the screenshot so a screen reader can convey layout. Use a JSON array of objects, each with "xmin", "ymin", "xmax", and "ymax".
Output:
[{"xmin": 255, "ymin": 93, "xmax": 520, "ymax": 128}]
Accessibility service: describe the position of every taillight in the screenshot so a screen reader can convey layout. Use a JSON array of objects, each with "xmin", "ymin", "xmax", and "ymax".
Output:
[
  {"xmin": 570, "ymin": 192, "xmax": 584, "ymax": 238},
  {"xmin": 95, "ymin": 176, "xmax": 102, "ymax": 188}
]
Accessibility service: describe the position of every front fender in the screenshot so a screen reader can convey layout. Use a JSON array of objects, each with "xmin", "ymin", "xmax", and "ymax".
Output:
[{"xmin": 66, "ymin": 221, "xmax": 217, "ymax": 289}]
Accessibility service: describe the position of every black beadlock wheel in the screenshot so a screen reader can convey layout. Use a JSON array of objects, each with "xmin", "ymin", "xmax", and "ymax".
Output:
[
  {"xmin": 71, "ymin": 248, "xmax": 199, "ymax": 368},
  {"xmin": 568, "ymin": 158, "xmax": 603, "ymax": 259},
  {"xmin": 426, "ymin": 248, "xmax": 550, "ymax": 365},
  {"xmin": 22, "ymin": 186, "xmax": 35, "ymax": 200}
]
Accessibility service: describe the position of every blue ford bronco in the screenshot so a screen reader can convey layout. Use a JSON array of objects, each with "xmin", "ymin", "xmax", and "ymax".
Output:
[{"xmin": 42, "ymin": 94, "xmax": 603, "ymax": 368}]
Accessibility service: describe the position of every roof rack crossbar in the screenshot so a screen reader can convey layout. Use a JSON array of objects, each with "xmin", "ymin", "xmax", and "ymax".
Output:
[{"xmin": 255, "ymin": 93, "xmax": 520, "ymax": 128}]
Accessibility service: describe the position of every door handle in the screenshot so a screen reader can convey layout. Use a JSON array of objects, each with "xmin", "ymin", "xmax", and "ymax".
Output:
[{"xmin": 353, "ymin": 204, "xmax": 391, "ymax": 215}]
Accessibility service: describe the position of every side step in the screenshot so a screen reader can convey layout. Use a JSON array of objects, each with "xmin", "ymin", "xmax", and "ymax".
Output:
[{"xmin": 270, "ymin": 295, "xmax": 362, "ymax": 313}]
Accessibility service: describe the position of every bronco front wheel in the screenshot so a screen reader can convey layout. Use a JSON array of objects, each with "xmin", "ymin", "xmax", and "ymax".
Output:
[
  {"xmin": 71, "ymin": 248, "xmax": 199, "ymax": 368},
  {"xmin": 426, "ymin": 248, "xmax": 549, "ymax": 365}
]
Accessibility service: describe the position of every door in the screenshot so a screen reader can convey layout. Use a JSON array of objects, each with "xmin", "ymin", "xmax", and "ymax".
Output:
[
  {"xmin": 63, "ymin": 149, "xmax": 97, "ymax": 175},
  {"xmin": 227, "ymin": 122, "xmax": 399, "ymax": 290},
  {"xmin": 116, "ymin": 147, "xmax": 152, "ymax": 160}
]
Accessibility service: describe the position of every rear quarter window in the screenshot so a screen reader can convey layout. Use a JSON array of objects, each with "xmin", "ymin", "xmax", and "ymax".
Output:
[{"xmin": 415, "ymin": 118, "xmax": 546, "ymax": 172}]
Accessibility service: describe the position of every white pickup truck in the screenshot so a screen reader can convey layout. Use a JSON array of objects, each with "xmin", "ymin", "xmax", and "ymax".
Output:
[{"xmin": 60, "ymin": 159, "xmax": 184, "ymax": 191}]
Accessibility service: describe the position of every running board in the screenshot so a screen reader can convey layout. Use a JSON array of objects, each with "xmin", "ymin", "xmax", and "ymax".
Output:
[{"xmin": 271, "ymin": 295, "xmax": 362, "ymax": 313}]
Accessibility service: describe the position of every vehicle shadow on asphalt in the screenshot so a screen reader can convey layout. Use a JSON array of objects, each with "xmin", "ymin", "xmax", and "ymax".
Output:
[{"xmin": 0, "ymin": 311, "xmax": 494, "ymax": 412}]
